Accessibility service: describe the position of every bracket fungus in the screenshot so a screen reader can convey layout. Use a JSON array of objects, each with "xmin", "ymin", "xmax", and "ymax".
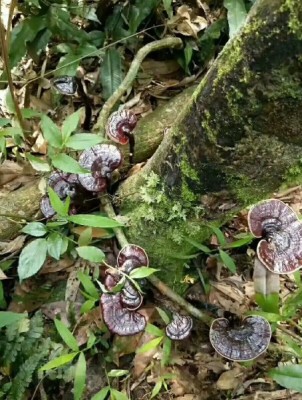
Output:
[
  {"xmin": 165, "ymin": 313, "xmax": 193, "ymax": 340},
  {"xmin": 248, "ymin": 199, "xmax": 302, "ymax": 274},
  {"xmin": 209, "ymin": 315, "xmax": 271, "ymax": 361},
  {"xmin": 78, "ymin": 144, "xmax": 122, "ymax": 192},
  {"xmin": 101, "ymin": 293, "xmax": 146, "ymax": 336},
  {"xmin": 53, "ymin": 75, "xmax": 78, "ymax": 96},
  {"xmin": 40, "ymin": 172, "xmax": 80, "ymax": 218},
  {"xmin": 117, "ymin": 244, "xmax": 149, "ymax": 270},
  {"xmin": 100, "ymin": 245, "xmax": 148, "ymax": 336},
  {"xmin": 106, "ymin": 110, "xmax": 137, "ymax": 164},
  {"xmin": 106, "ymin": 110, "xmax": 137, "ymax": 145}
]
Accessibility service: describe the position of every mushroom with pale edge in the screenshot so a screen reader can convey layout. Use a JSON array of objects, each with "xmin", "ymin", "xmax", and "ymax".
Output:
[
  {"xmin": 78, "ymin": 144, "xmax": 122, "ymax": 192},
  {"xmin": 209, "ymin": 315, "xmax": 271, "ymax": 361},
  {"xmin": 106, "ymin": 110, "xmax": 137, "ymax": 164},
  {"xmin": 100, "ymin": 244, "xmax": 148, "ymax": 336},
  {"xmin": 248, "ymin": 199, "xmax": 302, "ymax": 274},
  {"xmin": 165, "ymin": 313, "xmax": 193, "ymax": 340}
]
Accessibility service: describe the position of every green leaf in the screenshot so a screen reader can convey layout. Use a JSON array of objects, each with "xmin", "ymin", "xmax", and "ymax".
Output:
[
  {"xmin": 156, "ymin": 307, "xmax": 170, "ymax": 324},
  {"xmin": 255, "ymin": 293, "xmax": 280, "ymax": 314},
  {"xmin": 145, "ymin": 323, "xmax": 164, "ymax": 337},
  {"xmin": 91, "ymin": 387, "xmax": 110, "ymax": 400},
  {"xmin": 51, "ymin": 154, "xmax": 88, "ymax": 174},
  {"xmin": 46, "ymin": 220, "xmax": 68, "ymax": 228},
  {"xmin": 39, "ymin": 352, "xmax": 79, "ymax": 371},
  {"xmin": 21, "ymin": 108, "xmax": 41, "ymax": 118},
  {"xmin": 137, "ymin": 336, "xmax": 163, "ymax": 354},
  {"xmin": 47, "ymin": 232, "xmax": 68, "ymax": 260},
  {"xmin": 269, "ymin": 364, "xmax": 302, "ymax": 392},
  {"xmin": 62, "ymin": 110, "xmax": 81, "ymax": 142},
  {"xmin": 48, "ymin": 187, "xmax": 69, "ymax": 217},
  {"xmin": 80, "ymin": 300, "xmax": 96, "ymax": 313},
  {"xmin": 151, "ymin": 380, "xmax": 163, "ymax": 399},
  {"xmin": 0, "ymin": 282, "xmax": 6, "ymax": 308},
  {"xmin": 0, "ymin": 311, "xmax": 27, "ymax": 328},
  {"xmin": 9, "ymin": 15, "xmax": 48, "ymax": 68},
  {"xmin": 161, "ymin": 337, "xmax": 172, "ymax": 367},
  {"xmin": 107, "ymin": 369, "xmax": 129, "ymax": 378},
  {"xmin": 162, "ymin": 0, "xmax": 173, "ymax": 19},
  {"xmin": 26, "ymin": 154, "xmax": 51, "ymax": 172},
  {"xmin": 41, "ymin": 114, "xmax": 63, "ymax": 148},
  {"xmin": 21, "ymin": 222, "xmax": 47, "ymax": 237},
  {"xmin": 221, "ymin": 235, "xmax": 254, "ymax": 249},
  {"xmin": 78, "ymin": 227, "xmax": 92, "ymax": 247},
  {"xmin": 77, "ymin": 271, "xmax": 99, "ymax": 299},
  {"xmin": 208, "ymin": 225, "xmax": 226, "ymax": 245},
  {"xmin": 18, "ymin": 239, "xmax": 48, "ymax": 280},
  {"xmin": 54, "ymin": 318, "xmax": 79, "ymax": 351},
  {"xmin": 67, "ymin": 214, "xmax": 122, "ymax": 228},
  {"xmin": 0, "ymin": 118, "xmax": 10, "ymax": 127},
  {"xmin": 128, "ymin": 0, "xmax": 159, "ymax": 34},
  {"xmin": 65, "ymin": 133, "xmax": 103, "ymax": 150},
  {"xmin": 101, "ymin": 48, "xmax": 124, "ymax": 100},
  {"xmin": 110, "ymin": 389, "xmax": 129, "ymax": 400},
  {"xmin": 184, "ymin": 237, "xmax": 211, "ymax": 253},
  {"xmin": 246, "ymin": 310, "xmax": 283, "ymax": 322},
  {"xmin": 219, "ymin": 249, "xmax": 236, "ymax": 273},
  {"xmin": 74, "ymin": 352, "xmax": 86, "ymax": 400},
  {"xmin": 76, "ymin": 246, "xmax": 105, "ymax": 263},
  {"xmin": 129, "ymin": 267, "xmax": 158, "ymax": 279},
  {"xmin": 224, "ymin": 0, "xmax": 247, "ymax": 38}
]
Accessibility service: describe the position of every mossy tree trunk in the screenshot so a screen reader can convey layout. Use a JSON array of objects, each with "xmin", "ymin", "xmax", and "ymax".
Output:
[{"xmin": 118, "ymin": 0, "xmax": 302, "ymax": 286}]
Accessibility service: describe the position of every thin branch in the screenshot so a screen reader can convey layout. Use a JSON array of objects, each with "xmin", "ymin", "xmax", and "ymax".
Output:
[
  {"xmin": 94, "ymin": 37, "xmax": 183, "ymax": 136},
  {"xmin": 0, "ymin": 1, "xmax": 27, "ymax": 136}
]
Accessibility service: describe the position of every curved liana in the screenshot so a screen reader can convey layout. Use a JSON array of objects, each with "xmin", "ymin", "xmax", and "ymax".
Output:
[
  {"xmin": 209, "ymin": 315, "xmax": 271, "ymax": 361},
  {"xmin": 248, "ymin": 199, "xmax": 302, "ymax": 274},
  {"xmin": 165, "ymin": 313, "xmax": 193, "ymax": 340},
  {"xmin": 78, "ymin": 144, "xmax": 122, "ymax": 192}
]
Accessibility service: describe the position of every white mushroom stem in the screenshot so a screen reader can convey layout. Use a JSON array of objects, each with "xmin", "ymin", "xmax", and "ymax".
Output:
[{"xmin": 253, "ymin": 256, "xmax": 280, "ymax": 297}]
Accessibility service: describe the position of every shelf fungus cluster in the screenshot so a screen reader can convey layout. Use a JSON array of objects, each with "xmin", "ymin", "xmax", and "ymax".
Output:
[
  {"xmin": 248, "ymin": 199, "xmax": 302, "ymax": 274},
  {"xmin": 100, "ymin": 244, "xmax": 193, "ymax": 340},
  {"xmin": 100, "ymin": 244, "xmax": 148, "ymax": 336},
  {"xmin": 40, "ymin": 144, "xmax": 122, "ymax": 218}
]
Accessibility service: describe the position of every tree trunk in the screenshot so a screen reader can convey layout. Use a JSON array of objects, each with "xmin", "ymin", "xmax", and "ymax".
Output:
[{"xmin": 117, "ymin": 0, "xmax": 302, "ymax": 286}]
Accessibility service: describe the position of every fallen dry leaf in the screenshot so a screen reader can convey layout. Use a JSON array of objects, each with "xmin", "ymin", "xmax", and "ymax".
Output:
[
  {"xmin": 0, "ymin": 235, "xmax": 26, "ymax": 255},
  {"xmin": 216, "ymin": 366, "xmax": 245, "ymax": 390}
]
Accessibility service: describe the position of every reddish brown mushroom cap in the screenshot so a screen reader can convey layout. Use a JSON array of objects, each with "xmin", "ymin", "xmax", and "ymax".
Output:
[
  {"xmin": 78, "ymin": 144, "xmax": 122, "ymax": 192},
  {"xmin": 117, "ymin": 244, "xmax": 149, "ymax": 270},
  {"xmin": 101, "ymin": 293, "xmax": 146, "ymax": 336},
  {"xmin": 248, "ymin": 199, "xmax": 297, "ymax": 238},
  {"xmin": 121, "ymin": 281, "xmax": 143, "ymax": 311},
  {"xmin": 248, "ymin": 199, "xmax": 302, "ymax": 274},
  {"xmin": 257, "ymin": 219, "xmax": 302, "ymax": 274},
  {"xmin": 209, "ymin": 316, "xmax": 271, "ymax": 361},
  {"xmin": 106, "ymin": 110, "xmax": 137, "ymax": 145},
  {"xmin": 165, "ymin": 313, "xmax": 193, "ymax": 340}
]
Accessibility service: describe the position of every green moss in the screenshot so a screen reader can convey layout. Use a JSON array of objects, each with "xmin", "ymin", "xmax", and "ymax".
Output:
[
  {"xmin": 201, "ymin": 109, "xmax": 217, "ymax": 143},
  {"xmin": 282, "ymin": 0, "xmax": 302, "ymax": 39},
  {"xmin": 283, "ymin": 158, "xmax": 302, "ymax": 187}
]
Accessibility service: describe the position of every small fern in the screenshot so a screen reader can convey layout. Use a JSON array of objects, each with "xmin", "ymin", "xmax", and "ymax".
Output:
[{"xmin": 0, "ymin": 312, "xmax": 52, "ymax": 399}]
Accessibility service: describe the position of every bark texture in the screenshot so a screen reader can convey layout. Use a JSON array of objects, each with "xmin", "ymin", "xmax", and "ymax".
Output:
[{"xmin": 118, "ymin": 0, "xmax": 302, "ymax": 286}]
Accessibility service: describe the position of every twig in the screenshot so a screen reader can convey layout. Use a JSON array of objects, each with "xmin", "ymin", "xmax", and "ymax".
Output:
[
  {"xmin": 101, "ymin": 196, "xmax": 212, "ymax": 326},
  {"xmin": 94, "ymin": 37, "xmax": 183, "ymax": 136}
]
